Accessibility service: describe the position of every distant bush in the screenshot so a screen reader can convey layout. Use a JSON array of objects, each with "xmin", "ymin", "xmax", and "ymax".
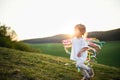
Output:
[
  {"xmin": 13, "ymin": 42, "xmax": 39, "ymax": 52},
  {"xmin": 0, "ymin": 37, "xmax": 14, "ymax": 48},
  {"xmin": 0, "ymin": 24, "xmax": 39, "ymax": 52}
]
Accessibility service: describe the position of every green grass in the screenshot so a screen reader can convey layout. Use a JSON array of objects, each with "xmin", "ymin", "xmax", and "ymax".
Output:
[
  {"xmin": 31, "ymin": 43, "xmax": 69, "ymax": 58},
  {"xmin": 97, "ymin": 41, "xmax": 120, "ymax": 67},
  {"xmin": 0, "ymin": 47, "xmax": 120, "ymax": 80},
  {"xmin": 30, "ymin": 41, "xmax": 120, "ymax": 68}
]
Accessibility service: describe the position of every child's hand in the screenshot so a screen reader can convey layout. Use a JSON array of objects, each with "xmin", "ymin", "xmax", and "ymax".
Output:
[
  {"xmin": 77, "ymin": 52, "xmax": 81, "ymax": 57},
  {"xmin": 62, "ymin": 39, "xmax": 71, "ymax": 45},
  {"xmin": 62, "ymin": 39, "xmax": 72, "ymax": 48}
]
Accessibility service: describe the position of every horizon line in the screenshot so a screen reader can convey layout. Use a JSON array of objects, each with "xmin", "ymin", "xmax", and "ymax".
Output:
[{"xmin": 20, "ymin": 28, "xmax": 120, "ymax": 41}]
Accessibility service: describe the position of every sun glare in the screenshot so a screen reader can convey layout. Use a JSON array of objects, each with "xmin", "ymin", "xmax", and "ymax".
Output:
[
  {"xmin": 68, "ymin": 30, "xmax": 74, "ymax": 36},
  {"xmin": 0, "ymin": 0, "xmax": 120, "ymax": 40}
]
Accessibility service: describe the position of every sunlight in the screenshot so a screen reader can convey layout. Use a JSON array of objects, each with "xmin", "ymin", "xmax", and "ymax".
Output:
[{"xmin": 0, "ymin": 0, "xmax": 120, "ymax": 40}]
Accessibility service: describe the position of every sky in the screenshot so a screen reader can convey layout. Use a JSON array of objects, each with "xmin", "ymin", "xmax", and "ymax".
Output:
[{"xmin": 0, "ymin": 0, "xmax": 120, "ymax": 40}]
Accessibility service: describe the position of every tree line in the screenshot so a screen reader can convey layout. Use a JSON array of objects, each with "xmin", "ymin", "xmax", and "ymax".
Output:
[{"xmin": 0, "ymin": 24, "xmax": 38, "ymax": 52}]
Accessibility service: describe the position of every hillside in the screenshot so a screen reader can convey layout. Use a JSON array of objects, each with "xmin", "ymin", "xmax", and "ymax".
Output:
[
  {"xmin": 23, "ymin": 34, "xmax": 72, "ymax": 43},
  {"xmin": 0, "ymin": 47, "xmax": 120, "ymax": 80},
  {"xmin": 87, "ymin": 28, "xmax": 120, "ymax": 41},
  {"xmin": 23, "ymin": 28, "xmax": 120, "ymax": 43},
  {"xmin": 30, "ymin": 41, "xmax": 120, "ymax": 68}
]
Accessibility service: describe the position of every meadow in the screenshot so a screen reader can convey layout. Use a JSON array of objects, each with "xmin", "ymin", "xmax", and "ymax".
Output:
[
  {"xmin": 30, "ymin": 41, "xmax": 120, "ymax": 68},
  {"xmin": 0, "ymin": 47, "xmax": 120, "ymax": 80}
]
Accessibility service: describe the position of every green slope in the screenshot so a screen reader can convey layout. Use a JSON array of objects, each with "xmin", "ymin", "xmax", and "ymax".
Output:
[
  {"xmin": 30, "ymin": 41, "xmax": 120, "ymax": 67},
  {"xmin": 31, "ymin": 43, "xmax": 69, "ymax": 58},
  {"xmin": 97, "ymin": 41, "xmax": 120, "ymax": 67},
  {"xmin": 0, "ymin": 47, "xmax": 120, "ymax": 80}
]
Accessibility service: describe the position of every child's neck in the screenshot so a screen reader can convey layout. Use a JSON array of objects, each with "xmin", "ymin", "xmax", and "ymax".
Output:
[{"xmin": 76, "ymin": 35, "xmax": 82, "ymax": 38}]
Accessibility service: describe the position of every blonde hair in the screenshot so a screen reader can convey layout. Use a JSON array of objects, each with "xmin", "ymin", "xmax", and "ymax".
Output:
[{"xmin": 74, "ymin": 24, "xmax": 87, "ymax": 38}]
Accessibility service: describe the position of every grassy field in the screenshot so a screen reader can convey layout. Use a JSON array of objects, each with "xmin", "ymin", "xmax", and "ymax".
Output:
[
  {"xmin": 30, "ymin": 41, "xmax": 120, "ymax": 68},
  {"xmin": 0, "ymin": 47, "xmax": 120, "ymax": 80},
  {"xmin": 31, "ymin": 43, "xmax": 69, "ymax": 58},
  {"xmin": 97, "ymin": 41, "xmax": 120, "ymax": 68}
]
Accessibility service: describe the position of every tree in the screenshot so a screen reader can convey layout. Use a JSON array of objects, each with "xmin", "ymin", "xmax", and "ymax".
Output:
[
  {"xmin": 0, "ymin": 24, "xmax": 18, "ymax": 48},
  {"xmin": 0, "ymin": 25, "xmax": 17, "ymax": 41},
  {"xmin": 0, "ymin": 24, "xmax": 38, "ymax": 52}
]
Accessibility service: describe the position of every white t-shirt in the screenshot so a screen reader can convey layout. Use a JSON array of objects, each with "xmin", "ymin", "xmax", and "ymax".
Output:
[{"xmin": 70, "ymin": 37, "xmax": 88, "ymax": 61}]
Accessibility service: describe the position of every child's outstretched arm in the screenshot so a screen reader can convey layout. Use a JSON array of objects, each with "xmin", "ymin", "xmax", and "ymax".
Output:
[{"xmin": 77, "ymin": 47, "xmax": 88, "ymax": 57}]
